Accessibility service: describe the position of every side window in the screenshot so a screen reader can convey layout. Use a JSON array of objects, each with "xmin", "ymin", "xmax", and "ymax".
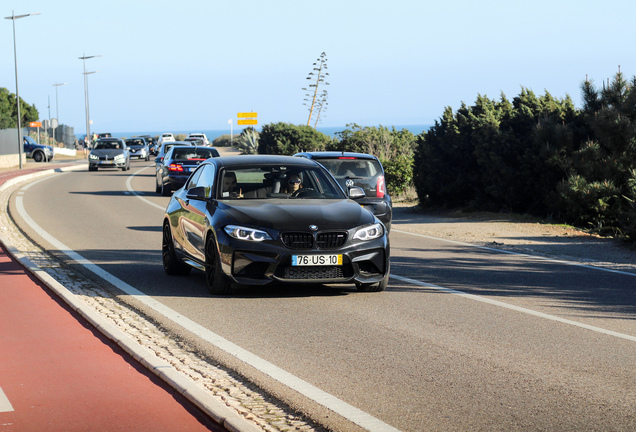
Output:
[
  {"xmin": 198, "ymin": 164, "xmax": 217, "ymax": 198},
  {"xmin": 187, "ymin": 164, "xmax": 216, "ymax": 198},
  {"xmin": 186, "ymin": 165, "xmax": 205, "ymax": 189}
]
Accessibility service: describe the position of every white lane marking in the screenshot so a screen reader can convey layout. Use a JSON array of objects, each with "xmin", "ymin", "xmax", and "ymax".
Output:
[
  {"xmin": 125, "ymin": 165, "xmax": 165, "ymax": 210},
  {"xmin": 390, "ymin": 274, "xmax": 636, "ymax": 343},
  {"xmin": 0, "ymin": 387, "xmax": 14, "ymax": 412},
  {"xmin": 392, "ymin": 228, "xmax": 636, "ymax": 277},
  {"xmin": 15, "ymin": 188, "xmax": 402, "ymax": 432}
]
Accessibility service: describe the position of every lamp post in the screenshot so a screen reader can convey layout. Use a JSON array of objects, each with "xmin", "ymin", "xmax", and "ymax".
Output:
[
  {"xmin": 52, "ymin": 82, "xmax": 67, "ymax": 147},
  {"xmin": 79, "ymin": 54, "xmax": 101, "ymax": 144},
  {"xmin": 52, "ymin": 82, "xmax": 67, "ymax": 125},
  {"xmin": 5, "ymin": 10, "xmax": 41, "ymax": 169},
  {"xmin": 228, "ymin": 119, "xmax": 233, "ymax": 147}
]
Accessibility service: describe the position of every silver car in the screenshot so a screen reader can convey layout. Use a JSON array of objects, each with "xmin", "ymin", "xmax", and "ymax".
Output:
[{"xmin": 88, "ymin": 138, "xmax": 131, "ymax": 171}]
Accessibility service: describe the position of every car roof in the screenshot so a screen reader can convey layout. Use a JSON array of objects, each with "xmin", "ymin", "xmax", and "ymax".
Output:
[
  {"xmin": 294, "ymin": 151, "xmax": 380, "ymax": 161},
  {"xmin": 209, "ymin": 154, "xmax": 319, "ymax": 169}
]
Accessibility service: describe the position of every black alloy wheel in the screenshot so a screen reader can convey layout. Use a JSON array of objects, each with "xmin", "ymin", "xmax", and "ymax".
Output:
[
  {"xmin": 162, "ymin": 222, "xmax": 191, "ymax": 276},
  {"xmin": 355, "ymin": 263, "xmax": 390, "ymax": 292},
  {"xmin": 161, "ymin": 181, "xmax": 171, "ymax": 196},
  {"xmin": 33, "ymin": 151, "xmax": 44, "ymax": 162},
  {"xmin": 205, "ymin": 237, "xmax": 232, "ymax": 295}
]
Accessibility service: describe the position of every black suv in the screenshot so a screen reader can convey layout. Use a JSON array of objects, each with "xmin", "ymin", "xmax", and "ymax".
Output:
[{"xmin": 294, "ymin": 151, "xmax": 392, "ymax": 231}]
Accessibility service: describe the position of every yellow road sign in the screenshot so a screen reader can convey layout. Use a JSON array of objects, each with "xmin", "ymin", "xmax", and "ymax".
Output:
[
  {"xmin": 237, "ymin": 119, "xmax": 258, "ymax": 125},
  {"xmin": 237, "ymin": 112, "xmax": 257, "ymax": 118},
  {"xmin": 29, "ymin": 121, "xmax": 42, "ymax": 127}
]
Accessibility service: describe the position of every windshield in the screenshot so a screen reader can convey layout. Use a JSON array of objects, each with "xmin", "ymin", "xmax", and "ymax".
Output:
[
  {"xmin": 94, "ymin": 141, "xmax": 122, "ymax": 150},
  {"xmin": 126, "ymin": 139, "xmax": 145, "ymax": 146},
  {"xmin": 314, "ymin": 158, "xmax": 383, "ymax": 197},
  {"xmin": 217, "ymin": 165, "xmax": 344, "ymax": 200},
  {"xmin": 172, "ymin": 148, "xmax": 218, "ymax": 160}
]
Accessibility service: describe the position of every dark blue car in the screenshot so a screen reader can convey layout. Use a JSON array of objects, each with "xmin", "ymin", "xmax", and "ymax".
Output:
[{"xmin": 23, "ymin": 136, "xmax": 54, "ymax": 162}]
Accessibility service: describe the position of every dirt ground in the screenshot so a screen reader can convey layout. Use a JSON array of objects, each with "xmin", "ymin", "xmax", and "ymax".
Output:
[{"xmin": 391, "ymin": 203, "xmax": 636, "ymax": 274}]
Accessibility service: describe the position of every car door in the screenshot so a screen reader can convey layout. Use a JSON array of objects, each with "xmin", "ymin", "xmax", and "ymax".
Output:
[{"xmin": 179, "ymin": 164, "xmax": 216, "ymax": 264}]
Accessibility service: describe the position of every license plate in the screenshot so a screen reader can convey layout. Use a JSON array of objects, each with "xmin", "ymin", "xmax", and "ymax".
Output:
[
  {"xmin": 292, "ymin": 254, "xmax": 342, "ymax": 266},
  {"xmin": 101, "ymin": 160, "xmax": 113, "ymax": 164}
]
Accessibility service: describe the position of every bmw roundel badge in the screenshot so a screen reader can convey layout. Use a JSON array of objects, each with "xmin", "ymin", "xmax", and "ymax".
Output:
[{"xmin": 309, "ymin": 225, "xmax": 318, "ymax": 231}]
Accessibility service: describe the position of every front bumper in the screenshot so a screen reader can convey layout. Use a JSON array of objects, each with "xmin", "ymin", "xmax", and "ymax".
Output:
[
  {"xmin": 130, "ymin": 151, "xmax": 147, "ymax": 159},
  {"xmin": 217, "ymin": 229, "xmax": 390, "ymax": 287},
  {"xmin": 89, "ymin": 158, "xmax": 127, "ymax": 168}
]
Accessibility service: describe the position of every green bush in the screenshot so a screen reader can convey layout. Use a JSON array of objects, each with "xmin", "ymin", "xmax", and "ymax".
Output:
[
  {"xmin": 258, "ymin": 122, "xmax": 332, "ymax": 155},
  {"xmin": 414, "ymin": 71, "xmax": 636, "ymax": 242}
]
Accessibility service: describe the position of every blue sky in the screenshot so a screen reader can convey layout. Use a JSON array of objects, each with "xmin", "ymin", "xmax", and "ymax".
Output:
[{"xmin": 2, "ymin": 0, "xmax": 635, "ymax": 135}]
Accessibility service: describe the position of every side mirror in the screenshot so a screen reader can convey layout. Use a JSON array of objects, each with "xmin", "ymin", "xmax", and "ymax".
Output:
[
  {"xmin": 348, "ymin": 186, "xmax": 365, "ymax": 200},
  {"xmin": 186, "ymin": 186, "xmax": 207, "ymax": 201}
]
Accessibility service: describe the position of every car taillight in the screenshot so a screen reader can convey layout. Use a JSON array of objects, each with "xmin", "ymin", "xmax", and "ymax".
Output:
[
  {"xmin": 376, "ymin": 175, "xmax": 386, "ymax": 198},
  {"xmin": 168, "ymin": 164, "xmax": 183, "ymax": 172}
]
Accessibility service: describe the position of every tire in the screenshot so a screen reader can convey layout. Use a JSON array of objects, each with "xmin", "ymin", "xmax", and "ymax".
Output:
[
  {"xmin": 88, "ymin": 166, "xmax": 97, "ymax": 171},
  {"xmin": 155, "ymin": 180, "xmax": 161, "ymax": 194},
  {"xmin": 162, "ymin": 222, "xmax": 191, "ymax": 276},
  {"xmin": 205, "ymin": 237, "xmax": 232, "ymax": 295},
  {"xmin": 161, "ymin": 182, "xmax": 171, "ymax": 196},
  {"xmin": 355, "ymin": 265, "xmax": 390, "ymax": 292},
  {"xmin": 33, "ymin": 151, "xmax": 44, "ymax": 162}
]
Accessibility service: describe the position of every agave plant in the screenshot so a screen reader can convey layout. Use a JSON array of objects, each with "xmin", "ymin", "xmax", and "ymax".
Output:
[{"xmin": 237, "ymin": 127, "xmax": 259, "ymax": 154}]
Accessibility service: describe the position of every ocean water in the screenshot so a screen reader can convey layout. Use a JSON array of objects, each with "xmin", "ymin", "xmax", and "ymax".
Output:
[{"xmin": 94, "ymin": 124, "xmax": 432, "ymax": 141}]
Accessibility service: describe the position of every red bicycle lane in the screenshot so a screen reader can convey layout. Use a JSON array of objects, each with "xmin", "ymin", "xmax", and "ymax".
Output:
[{"xmin": 0, "ymin": 162, "xmax": 231, "ymax": 432}]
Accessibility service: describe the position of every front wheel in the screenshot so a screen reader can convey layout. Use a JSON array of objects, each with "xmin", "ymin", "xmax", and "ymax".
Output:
[
  {"xmin": 355, "ymin": 267, "xmax": 389, "ymax": 292},
  {"xmin": 205, "ymin": 238, "xmax": 232, "ymax": 295},
  {"xmin": 162, "ymin": 222, "xmax": 191, "ymax": 276},
  {"xmin": 33, "ymin": 151, "xmax": 44, "ymax": 162},
  {"xmin": 161, "ymin": 182, "xmax": 171, "ymax": 196}
]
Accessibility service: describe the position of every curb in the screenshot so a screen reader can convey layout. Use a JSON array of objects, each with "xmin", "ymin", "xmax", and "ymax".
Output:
[{"xmin": 0, "ymin": 165, "xmax": 261, "ymax": 432}]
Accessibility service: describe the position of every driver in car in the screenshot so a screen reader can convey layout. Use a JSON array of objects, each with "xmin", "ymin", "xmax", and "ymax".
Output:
[{"xmin": 284, "ymin": 173, "xmax": 302, "ymax": 194}]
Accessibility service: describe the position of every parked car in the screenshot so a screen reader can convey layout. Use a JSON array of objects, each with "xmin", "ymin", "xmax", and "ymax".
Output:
[
  {"xmin": 186, "ymin": 133, "xmax": 209, "ymax": 146},
  {"xmin": 23, "ymin": 136, "xmax": 54, "ymax": 162},
  {"xmin": 161, "ymin": 155, "xmax": 390, "ymax": 294},
  {"xmin": 88, "ymin": 138, "xmax": 130, "ymax": 171},
  {"xmin": 294, "ymin": 151, "xmax": 392, "ymax": 232},
  {"xmin": 156, "ymin": 145, "xmax": 220, "ymax": 196},
  {"xmin": 125, "ymin": 137, "xmax": 150, "ymax": 161}
]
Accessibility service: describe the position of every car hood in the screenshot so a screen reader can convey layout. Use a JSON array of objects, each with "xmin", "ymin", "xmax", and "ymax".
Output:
[
  {"xmin": 218, "ymin": 199, "xmax": 376, "ymax": 231},
  {"xmin": 91, "ymin": 149, "xmax": 125, "ymax": 157}
]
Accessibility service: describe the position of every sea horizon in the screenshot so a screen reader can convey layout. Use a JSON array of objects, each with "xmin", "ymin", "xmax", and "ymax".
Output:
[{"xmin": 79, "ymin": 124, "xmax": 433, "ymax": 141}]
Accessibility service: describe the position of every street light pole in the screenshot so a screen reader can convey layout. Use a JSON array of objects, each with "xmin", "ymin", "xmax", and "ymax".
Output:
[
  {"xmin": 79, "ymin": 54, "xmax": 101, "ymax": 144},
  {"xmin": 228, "ymin": 119, "xmax": 233, "ymax": 147},
  {"xmin": 52, "ymin": 82, "xmax": 67, "ymax": 124},
  {"xmin": 5, "ymin": 10, "xmax": 41, "ymax": 169}
]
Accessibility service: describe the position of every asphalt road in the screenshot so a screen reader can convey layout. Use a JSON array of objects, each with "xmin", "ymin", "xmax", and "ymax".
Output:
[{"xmin": 9, "ymin": 158, "xmax": 636, "ymax": 432}]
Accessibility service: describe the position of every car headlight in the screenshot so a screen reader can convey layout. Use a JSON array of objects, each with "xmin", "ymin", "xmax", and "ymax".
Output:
[
  {"xmin": 224, "ymin": 225, "xmax": 272, "ymax": 242},
  {"xmin": 353, "ymin": 223, "xmax": 384, "ymax": 241},
  {"xmin": 89, "ymin": 153, "xmax": 98, "ymax": 160},
  {"xmin": 114, "ymin": 154, "xmax": 126, "ymax": 161}
]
